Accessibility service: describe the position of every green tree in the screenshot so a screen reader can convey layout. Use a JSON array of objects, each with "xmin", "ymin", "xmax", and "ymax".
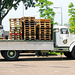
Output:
[
  {"xmin": 0, "ymin": 0, "xmax": 36, "ymax": 26},
  {"xmin": 68, "ymin": 2, "xmax": 75, "ymax": 34},
  {"xmin": 36, "ymin": 0, "xmax": 55, "ymax": 24}
]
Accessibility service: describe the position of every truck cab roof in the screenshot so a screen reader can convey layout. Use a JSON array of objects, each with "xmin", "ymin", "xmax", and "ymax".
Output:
[{"xmin": 53, "ymin": 25, "xmax": 68, "ymax": 29}]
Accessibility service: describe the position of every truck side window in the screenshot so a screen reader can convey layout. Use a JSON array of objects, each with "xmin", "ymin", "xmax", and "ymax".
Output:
[
  {"xmin": 54, "ymin": 28, "xmax": 59, "ymax": 32},
  {"xmin": 60, "ymin": 28, "xmax": 69, "ymax": 34}
]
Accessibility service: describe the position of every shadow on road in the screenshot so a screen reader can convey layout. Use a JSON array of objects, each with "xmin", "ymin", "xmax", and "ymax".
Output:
[
  {"xmin": 0, "ymin": 56, "xmax": 74, "ymax": 62},
  {"xmin": 18, "ymin": 57, "xmax": 74, "ymax": 61}
]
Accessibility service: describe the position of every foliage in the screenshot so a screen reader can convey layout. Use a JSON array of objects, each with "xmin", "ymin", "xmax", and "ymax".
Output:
[
  {"xmin": 68, "ymin": 2, "xmax": 75, "ymax": 34},
  {"xmin": 36, "ymin": 0, "xmax": 55, "ymax": 24},
  {"xmin": 0, "ymin": 0, "xmax": 37, "ymax": 25},
  {"xmin": 48, "ymin": 52, "xmax": 64, "ymax": 55},
  {"xmin": 53, "ymin": 22, "xmax": 59, "ymax": 25}
]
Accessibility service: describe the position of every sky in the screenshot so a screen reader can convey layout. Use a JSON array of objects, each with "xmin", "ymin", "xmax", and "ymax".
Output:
[{"xmin": 2, "ymin": 0, "xmax": 75, "ymax": 31}]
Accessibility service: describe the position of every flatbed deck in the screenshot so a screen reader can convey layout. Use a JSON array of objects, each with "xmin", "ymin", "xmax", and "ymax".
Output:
[{"xmin": 0, "ymin": 40, "xmax": 54, "ymax": 50}]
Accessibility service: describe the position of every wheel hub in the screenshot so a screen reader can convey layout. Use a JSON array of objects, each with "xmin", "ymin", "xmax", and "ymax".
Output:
[
  {"xmin": 7, "ymin": 51, "xmax": 16, "ymax": 58},
  {"xmin": 10, "ymin": 52, "xmax": 14, "ymax": 56}
]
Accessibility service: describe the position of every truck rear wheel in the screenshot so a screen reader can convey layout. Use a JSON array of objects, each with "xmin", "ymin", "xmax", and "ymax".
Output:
[
  {"xmin": 71, "ymin": 46, "xmax": 75, "ymax": 59},
  {"xmin": 64, "ymin": 52, "xmax": 72, "ymax": 58},
  {"xmin": 2, "ymin": 50, "xmax": 19, "ymax": 61},
  {"xmin": 1, "ymin": 51, "xmax": 5, "ymax": 57}
]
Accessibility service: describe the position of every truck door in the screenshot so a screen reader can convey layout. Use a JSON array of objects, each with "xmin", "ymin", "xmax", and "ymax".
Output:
[{"xmin": 56, "ymin": 28, "xmax": 69, "ymax": 46}]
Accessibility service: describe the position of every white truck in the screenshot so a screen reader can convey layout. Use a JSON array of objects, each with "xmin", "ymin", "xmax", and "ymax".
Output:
[{"xmin": 0, "ymin": 25, "xmax": 75, "ymax": 60}]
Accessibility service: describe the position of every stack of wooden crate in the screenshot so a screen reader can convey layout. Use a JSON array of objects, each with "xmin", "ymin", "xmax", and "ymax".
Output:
[
  {"xmin": 36, "ymin": 19, "xmax": 51, "ymax": 40},
  {"xmin": 9, "ymin": 18, "xmax": 22, "ymax": 40},
  {"xmin": 21, "ymin": 17, "xmax": 36, "ymax": 40}
]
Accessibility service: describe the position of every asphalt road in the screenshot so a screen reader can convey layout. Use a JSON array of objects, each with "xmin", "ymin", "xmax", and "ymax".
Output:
[{"xmin": 0, "ymin": 54, "xmax": 75, "ymax": 75}]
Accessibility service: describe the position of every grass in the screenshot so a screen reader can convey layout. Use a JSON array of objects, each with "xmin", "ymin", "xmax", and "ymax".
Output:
[{"xmin": 48, "ymin": 52, "xmax": 64, "ymax": 55}]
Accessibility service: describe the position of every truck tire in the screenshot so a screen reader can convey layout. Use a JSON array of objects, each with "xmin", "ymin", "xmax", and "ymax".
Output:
[
  {"xmin": 71, "ymin": 46, "xmax": 75, "ymax": 59},
  {"xmin": 64, "ymin": 52, "xmax": 72, "ymax": 58},
  {"xmin": 3, "ymin": 50, "xmax": 19, "ymax": 61},
  {"xmin": 1, "ymin": 51, "xmax": 5, "ymax": 58}
]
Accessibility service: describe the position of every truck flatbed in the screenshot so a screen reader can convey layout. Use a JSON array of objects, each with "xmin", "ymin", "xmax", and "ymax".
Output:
[{"xmin": 0, "ymin": 40, "xmax": 54, "ymax": 50}]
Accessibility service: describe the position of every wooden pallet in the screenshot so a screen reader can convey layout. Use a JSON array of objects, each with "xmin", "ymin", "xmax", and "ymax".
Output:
[
  {"xmin": 36, "ymin": 19, "xmax": 51, "ymax": 40},
  {"xmin": 10, "ymin": 32, "xmax": 22, "ymax": 40},
  {"xmin": 21, "ymin": 17, "xmax": 35, "ymax": 22},
  {"xmin": 9, "ymin": 18, "xmax": 22, "ymax": 27},
  {"xmin": 9, "ymin": 18, "xmax": 22, "ymax": 40},
  {"xmin": 10, "ymin": 28, "xmax": 22, "ymax": 40},
  {"xmin": 36, "ymin": 19, "xmax": 51, "ymax": 22},
  {"xmin": 9, "ymin": 17, "xmax": 52, "ymax": 41},
  {"xmin": 0, "ymin": 37, "xmax": 5, "ymax": 40},
  {"xmin": 22, "ymin": 17, "xmax": 36, "ymax": 40}
]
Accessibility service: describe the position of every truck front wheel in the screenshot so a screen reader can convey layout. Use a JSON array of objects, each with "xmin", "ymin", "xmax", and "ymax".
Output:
[
  {"xmin": 71, "ymin": 46, "xmax": 75, "ymax": 59},
  {"xmin": 1, "ymin": 50, "xmax": 19, "ymax": 61},
  {"xmin": 64, "ymin": 52, "xmax": 72, "ymax": 58}
]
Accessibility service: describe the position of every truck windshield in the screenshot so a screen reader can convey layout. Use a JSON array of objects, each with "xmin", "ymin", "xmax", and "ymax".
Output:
[{"xmin": 60, "ymin": 28, "xmax": 69, "ymax": 34}]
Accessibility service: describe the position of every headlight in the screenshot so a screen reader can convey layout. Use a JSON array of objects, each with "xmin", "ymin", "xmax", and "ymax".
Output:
[{"xmin": 63, "ymin": 39, "xmax": 67, "ymax": 44}]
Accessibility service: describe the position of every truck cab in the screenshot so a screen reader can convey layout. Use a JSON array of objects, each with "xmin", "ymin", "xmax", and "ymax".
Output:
[
  {"xmin": 54, "ymin": 25, "xmax": 75, "ymax": 58},
  {"xmin": 54, "ymin": 25, "xmax": 69, "ymax": 46}
]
